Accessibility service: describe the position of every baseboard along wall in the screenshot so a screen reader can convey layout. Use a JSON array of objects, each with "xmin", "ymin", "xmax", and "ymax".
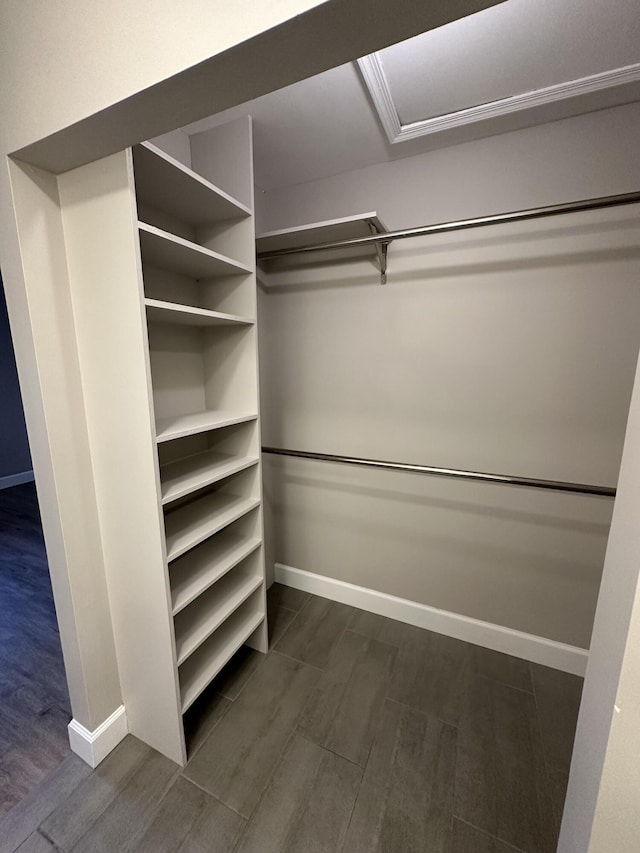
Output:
[
  {"xmin": 274, "ymin": 563, "xmax": 588, "ymax": 676},
  {"xmin": 0, "ymin": 470, "xmax": 34, "ymax": 490},
  {"xmin": 68, "ymin": 705, "xmax": 128, "ymax": 768}
]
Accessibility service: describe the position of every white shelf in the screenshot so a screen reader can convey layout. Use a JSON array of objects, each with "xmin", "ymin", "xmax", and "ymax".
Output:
[
  {"xmin": 145, "ymin": 298, "xmax": 254, "ymax": 327},
  {"xmin": 171, "ymin": 533, "xmax": 261, "ymax": 615},
  {"xmin": 134, "ymin": 142, "xmax": 251, "ymax": 225},
  {"xmin": 165, "ymin": 492, "xmax": 261, "ymax": 561},
  {"xmin": 156, "ymin": 411, "xmax": 257, "ymax": 443},
  {"xmin": 161, "ymin": 450, "xmax": 259, "ymax": 505},
  {"xmin": 256, "ymin": 211, "xmax": 386, "ymax": 255},
  {"xmin": 180, "ymin": 600, "xmax": 264, "ymax": 713},
  {"xmin": 139, "ymin": 222, "xmax": 252, "ymax": 279},
  {"xmin": 174, "ymin": 568, "xmax": 263, "ymax": 665}
]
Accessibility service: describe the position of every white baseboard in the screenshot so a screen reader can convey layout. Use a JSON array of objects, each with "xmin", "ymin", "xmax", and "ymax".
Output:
[
  {"xmin": 68, "ymin": 705, "xmax": 128, "ymax": 768},
  {"xmin": 274, "ymin": 564, "xmax": 588, "ymax": 676},
  {"xmin": 0, "ymin": 470, "xmax": 34, "ymax": 490}
]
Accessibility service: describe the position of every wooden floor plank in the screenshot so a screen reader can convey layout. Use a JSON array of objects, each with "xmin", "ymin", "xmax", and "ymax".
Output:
[
  {"xmin": 0, "ymin": 483, "xmax": 71, "ymax": 822},
  {"xmin": 0, "ymin": 754, "xmax": 91, "ymax": 853},
  {"xmin": 39, "ymin": 736, "xmax": 153, "ymax": 850},
  {"xmin": 14, "ymin": 831, "xmax": 55, "ymax": 853},
  {"xmin": 71, "ymin": 746, "xmax": 178, "ymax": 853}
]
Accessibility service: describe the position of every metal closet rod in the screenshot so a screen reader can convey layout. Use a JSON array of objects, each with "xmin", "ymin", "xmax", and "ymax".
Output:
[
  {"xmin": 261, "ymin": 447, "xmax": 616, "ymax": 498},
  {"xmin": 256, "ymin": 190, "xmax": 640, "ymax": 260}
]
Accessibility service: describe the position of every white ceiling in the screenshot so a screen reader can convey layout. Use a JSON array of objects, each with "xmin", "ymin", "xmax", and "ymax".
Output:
[
  {"xmin": 379, "ymin": 0, "xmax": 640, "ymax": 124},
  {"xmin": 182, "ymin": 0, "xmax": 640, "ymax": 192}
]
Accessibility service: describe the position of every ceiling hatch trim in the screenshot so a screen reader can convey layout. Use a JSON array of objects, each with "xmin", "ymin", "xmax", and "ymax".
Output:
[{"xmin": 357, "ymin": 54, "xmax": 640, "ymax": 144}]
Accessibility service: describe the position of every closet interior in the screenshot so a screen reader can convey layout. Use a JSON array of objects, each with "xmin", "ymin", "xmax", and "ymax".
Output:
[{"xmin": 52, "ymin": 30, "xmax": 640, "ymax": 769}]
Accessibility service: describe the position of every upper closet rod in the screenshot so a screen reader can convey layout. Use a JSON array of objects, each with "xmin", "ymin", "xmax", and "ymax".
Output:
[
  {"xmin": 256, "ymin": 190, "xmax": 640, "ymax": 261},
  {"xmin": 262, "ymin": 447, "xmax": 616, "ymax": 498}
]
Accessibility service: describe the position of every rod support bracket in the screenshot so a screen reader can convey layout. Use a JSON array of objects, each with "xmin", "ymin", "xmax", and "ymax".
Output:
[{"xmin": 368, "ymin": 221, "xmax": 388, "ymax": 285}]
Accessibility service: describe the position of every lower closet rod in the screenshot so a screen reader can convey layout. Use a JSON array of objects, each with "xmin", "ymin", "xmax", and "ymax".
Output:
[{"xmin": 261, "ymin": 447, "xmax": 616, "ymax": 498}]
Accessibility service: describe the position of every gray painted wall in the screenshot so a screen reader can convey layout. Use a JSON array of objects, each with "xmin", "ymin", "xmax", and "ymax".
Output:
[
  {"xmin": 0, "ymin": 273, "xmax": 31, "ymax": 480},
  {"xmin": 257, "ymin": 101, "xmax": 640, "ymax": 649}
]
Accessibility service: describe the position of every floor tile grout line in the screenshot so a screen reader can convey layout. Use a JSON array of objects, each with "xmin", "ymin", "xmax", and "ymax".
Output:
[
  {"xmin": 34, "ymin": 825, "xmax": 57, "ymax": 848},
  {"xmin": 454, "ymin": 815, "xmax": 531, "ymax": 853},
  {"xmin": 269, "ymin": 647, "xmax": 325, "ymax": 672},
  {"xmin": 293, "ymin": 727, "xmax": 368, "ymax": 770},
  {"xmin": 122, "ymin": 765, "xmax": 182, "ymax": 853},
  {"xmin": 183, "ymin": 695, "xmax": 235, "ymax": 767},
  {"xmin": 28, "ymin": 761, "xmax": 110, "ymax": 849},
  {"xmin": 269, "ymin": 604, "xmax": 308, "ymax": 653},
  {"xmin": 177, "ymin": 773, "xmax": 248, "ymax": 821},
  {"xmin": 346, "ymin": 625, "xmax": 403, "ymax": 649},
  {"xmin": 229, "ymin": 727, "xmax": 301, "ymax": 845},
  {"xmin": 384, "ymin": 695, "xmax": 461, "ymax": 731},
  {"xmin": 45, "ymin": 745, "xmax": 173, "ymax": 853},
  {"xmin": 472, "ymin": 670, "xmax": 535, "ymax": 696}
]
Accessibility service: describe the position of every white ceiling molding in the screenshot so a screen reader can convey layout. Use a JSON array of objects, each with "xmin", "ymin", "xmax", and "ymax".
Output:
[{"xmin": 358, "ymin": 54, "xmax": 640, "ymax": 144}]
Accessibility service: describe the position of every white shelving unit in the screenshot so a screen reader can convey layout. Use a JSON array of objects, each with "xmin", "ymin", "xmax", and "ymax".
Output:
[{"xmin": 57, "ymin": 117, "xmax": 267, "ymax": 766}]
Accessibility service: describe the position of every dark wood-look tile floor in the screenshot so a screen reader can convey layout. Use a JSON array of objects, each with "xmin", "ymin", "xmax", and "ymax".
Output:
[
  {"xmin": 0, "ymin": 582, "xmax": 583, "ymax": 853},
  {"xmin": 0, "ymin": 483, "xmax": 71, "ymax": 822}
]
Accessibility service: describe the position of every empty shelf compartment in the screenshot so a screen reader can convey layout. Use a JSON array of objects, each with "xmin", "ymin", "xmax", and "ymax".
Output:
[
  {"xmin": 164, "ymin": 466, "xmax": 261, "ymax": 561},
  {"xmin": 133, "ymin": 142, "xmax": 251, "ymax": 228},
  {"xmin": 179, "ymin": 592, "xmax": 265, "ymax": 712},
  {"xmin": 170, "ymin": 524, "xmax": 262, "ymax": 615},
  {"xmin": 174, "ymin": 554, "xmax": 263, "ymax": 665},
  {"xmin": 160, "ymin": 448, "xmax": 259, "ymax": 505},
  {"xmin": 139, "ymin": 222, "xmax": 251, "ymax": 279}
]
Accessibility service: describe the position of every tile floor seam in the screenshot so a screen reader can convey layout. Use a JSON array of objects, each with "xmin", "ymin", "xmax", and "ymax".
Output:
[
  {"xmin": 269, "ymin": 647, "xmax": 325, "ymax": 672},
  {"xmin": 384, "ymin": 695, "xmax": 461, "ymax": 732},
  {"xmin": 269, "ymin": 606, "xmax": 307, "ymax": 652},
  {"xmin": 287, "ymin": 732, "xmax": 365, "ymax": 853},
  {"xmin": 294, "ymin": 727, "xmax": 368, "ymax": 770},
  {"xmin": 176, "ymin": 774, "xmax": 248, "ymax": 822},
  {"xmin": 36, "ymin": 827, "xmax": 63, "ymax": 853},
  {"xmin": 184, "ymin": 694, "xmax": 235, "ymax": 766},
  {"xmin": 34, "ymin": 825, "xmax": 56, "ymax": 849},
  {"xmin": 121, "ymin": 765, "xmax": 182, "ymax": 852},
  {"xmin": 473, "ymin": 670, "xmax": 535, "ymax": 696},
  {"xmin": 230, "ymin": 727, "xmax": 300, "ymax": 837},
  {"xmin": 344, "ymin": 626, "xmax": 403, "ymax": 649},
  {"xmin": 454, "ymin": 815, "xmax": 531, "ymax": 853}
]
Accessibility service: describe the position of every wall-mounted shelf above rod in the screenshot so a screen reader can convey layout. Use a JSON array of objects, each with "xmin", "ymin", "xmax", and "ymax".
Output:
[
  {"xmin": 262, "ymin": 446, "xmax": 616, "ymax": 498},
  {"xmin": 256, "ymin": 212, "xmax": 389, "ymax": 285},
  {"xmin": 256, "ymin": 191, "xmax": 640, "ymax": 287}
]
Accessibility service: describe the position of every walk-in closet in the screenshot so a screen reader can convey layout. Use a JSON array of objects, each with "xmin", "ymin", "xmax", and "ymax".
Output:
[{"xmin": 2, "ymin": 0, "xmax": 640, "ymax": 850}]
